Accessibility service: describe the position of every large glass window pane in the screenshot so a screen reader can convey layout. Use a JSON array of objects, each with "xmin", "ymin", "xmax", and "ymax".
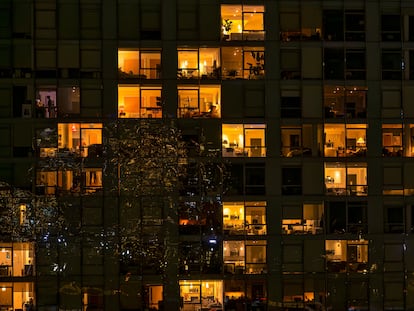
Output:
[
  {"xmin": 323, "ymin": 10, "xmax": 344, "ymax": 41},
  {"xmin": 221, "ymin": 5, "xmax": 264, "ymax": 41},
  {"xmin": 382, "ymin": 124, "xmax": 403, "ymax": 157},
  {"xmin": 222, "ymin": 124, "xmax": 265, "ymax": 157},
  {"xmin": 222, "ymin": 47, "xmax": 243, "ymax": 79},
  {"xmin": 382, "ymin": 15, "xmax": 401, "ymax": 41},
  {"xmin": 178, "ymin": 85, "xmax": 220, "ymax": 118},
  {"xmin": 382, "ymin": 49, "xmax": 402, "ymax": 80}
]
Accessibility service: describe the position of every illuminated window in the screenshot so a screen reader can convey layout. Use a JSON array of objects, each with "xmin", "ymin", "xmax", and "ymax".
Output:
[
  {"xmin": 324, "ymin": 86, "xmax": 367, "ymax": 119},
  {"xmin": 223, "ymin": 201, "xmax": 266, "ymax": 236},
  {"xmin": 324, "ymin": 123, "xmax": 367, "ymax": 157},
  {"xmin": 325, "ymin": 162, "xmax": 367, "ymax": 196},
  {"xmin": 36, "ymin": 168, "xmax": 102, "ymax": 195},
  {"xmin": 222, "ymin": 124, "xmax": 266, "ymax": 157},
  {"xmin": 281, "ymin": 125, "xmax": 313, "ymax": 157},
  {"xmin": 221, "ymin": 47, "xmax": 265, "ymax": 79},
  {"xmin": 382, "ymin": 124, "xmax": 403, "ymax": 157},
  {"xmin": 223, "ymin": 240, "xmax": 266, "ymax": 275},
  {"xmin": 179, "ymin": 280, "xmax": 223, "ymax": 310},
  {"xmin": 221, "ymin": 5, "xmax": 264, "ymax": 41},
  {"xmin": 178, "ymin": 85, "xmax": 221, "ymax": 118},
  {"xmin": 282, "ymin": 203, "xmax": 324, "ymax": 235},
  {"xmin": 177, "ymin": 48, "xmax": 220, "ymax": 79},
  {"xmin": 56, "ymin": 123, "xmax": 102, "ymax": 157},
  {"xmin": 0, "ymin": 243, "xmax": 34, "ymax": 277},
  {"xmin": 325, "ymin": 240, "xmax": 368, "ymax": 273},
  {"xmin": 118, "ymin": 85, "xmax": 162, "ymax": 118},
  {"xmin": 118, "ymin": 49, "xmax": 161, "ymax": 79},
  {"xmin": 35, "ymin": 86, "xmax": 80, "ymax": 118}
]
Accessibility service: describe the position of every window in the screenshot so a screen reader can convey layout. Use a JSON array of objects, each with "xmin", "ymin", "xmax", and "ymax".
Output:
[
  {"xmin": 222, "ymin": 124, "xmax": 266, "ymax": 157},
  {"xmin": 324, "ymin": 162, "xmax": 367, "ymax": 196},
  {"xmin": 118, "ymin": 85, "xmax": 162, "ymax": 118},
  {"xmin": 409, "ymin": 50, "xmax": 414, "ymax": 80},
  {"xmin": 221, "ymin": 47, "xmax": 265, "ymax": 79},
  {"xmin": 179, "ymin": 241, "xmax": 221, "ymax": 274},
  {"xmin": 324, "ymin": 48, "xmax": 344, "ymax": 79},
  {"xmin": 80, "ymin": 2, "xmax": 101, "ymax": 39},
  {"xmin": 223, "ymin": 201, "xmax": 266, "ymax": 236},
  {"xmin": 281, "ymin": 91, "xmax": 301, "ymax": 118},
  {"xmin": 224, "ymin": 280, "xmax": 266, "ymax": 309},
  {"xmin": 281, "ymin": 125, "xmax": 313, "ymax": 157},
  {"xmin": 280, "ymin": 9, "xmax": 321, "ymax": 42},
  {"xmin": 346, "ymin": 49, "xmax": 366, "ymax": 80},
  {"xmin": 221, "ymin": 5, "xmax": 264, "ymax": 41},
  {"xmin": 323, "ymin": 10, "xmax": 366, "ymax": 41},
  {"xmin": 35, "ymin": 86, "xmax": 80, "ymax": 118},
  {"xmin": 178, "ymin": 85, "xmax": 221, "ymax": 118},
  {"xmin": 384, "ymin": 204, "xmax": 405, "ymax": 233},
  {"xmin": 177, "ymin": 48, "xmax": 220, "ymax": 80},
  {"xmin": 282, "ymin": 203, "xmax": 324, "ymax": 235},
  {"xmin": 36, "ymin": 168, "xmax": 102, "ymax": 195},
  {"xmin": 118, "ymin": 49, "xmax": 161, "ymax": 79},
  {"xmin": 324, "ymin": 86, "xmax": 367, "ymax": 119},
  {"xmin": 345, "ymin": 11, "xmax": 365, "ymax": 41},
  {"xmin": 58, "ymin": 123, "xmax": 102, "ymax": 158},
  {"xmin": 36, "ymin": 123, "xmax": 102, "ymax": 158},
  {"xmin": 382, "ymin": 49, "xmax": 402, "ymax": 80},
  {"xmin": 409, "ymin": 16, "xmax": 414, "ymax": 41},
  {"xmin": 324, "ymin": 124, "xmax": 367, "ymax": 157},
  {"xmin": 323, "ymin": 10, "xmax": 343, "ymax": 41},
  {"xmin": 382, "ymin": 124, "xmax": 403, "ymax": 157},
  {"xmin": 179, "ymin": 281, "xmax": 223, "ymax": 310},
  {"xmin": 325, "ymin": 240, "xmax": 368, "ymax": 273},
  {"xmin": 178, "ymin": 201, "xmax": 221, "ymax": 235},
  {"xmin": 223, "ymin": 240, "xmax": 266, "ymax": 275},
  {"xmin": 280, "ymin": 49, "xmax": 301, "ymax": 80},
  {"xmin": 324, "ymin": 49, "xmax": 366, "ymax": 80},
  {"xmin": 383, "ymin": 166, "xmax": 403, "ymax": 195},
  {"xmin": 0, "ymin": 243, "xmax": 34, "ymax": 310},
  {"xmin": 282, "ymin": 167, "xmax": 302, "ymax": 195},
  {"xmin": 326, "ymin": 201, "xmax": 368, "ymax": 234},
  {"xmin": 382, "ymin": 15, "xmax": 401, "ymax": 41},
  {"xmin": 225, "ymin": 164, "xmax": 265, "ymax": 195}
]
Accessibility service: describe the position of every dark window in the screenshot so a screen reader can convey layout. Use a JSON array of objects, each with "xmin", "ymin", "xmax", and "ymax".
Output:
[
  {"xmin": 327, "ymin": 201, "xmax": 346, "ymax": 234},
  {"xmin": 347, "ymin": 202, "xmax": 367, "ymax": 233},
  {"xmin": 382, "ymin": 49, "xmax": 402, "ymax": 80},
  {"xmin": 281, "ymin": 96, "xmax": 301, "ymax": 118},
  {"xmin": 409, "ymin": 51, "xmax": 414, "ymax": 80},
  {"xmin": 326, "ymin": 201, "xmax": 367, "ymax": 234},
  {"xmin": 282, "ymin": 167, "xmax": 302, "ymax": 195},
  {"xmin": 324, "ymin": 48, "xmax": 344, "ymax": 79},
  {"xmin": 409, "ymin": 16, "xmax": 414, "ymax": 41},
  {"xmin": 345, "ymin": 11, "xmax": 365, "ymax": 41},
  {"xmin": 245, "ymin": 164, "xmax": 265, "ymax": 195},
  {"xmin": 385, "ymin": 206, "xmax": 404, "ymax": 233},
  {"xmin": 323, "ymin": 10, "xmax": 344, "ymax": 41},
  {"xmin": 381, "ymin": 15, "xmax": 401, "ymax": 41},
  {"xmin": 346, "ymin": 49, "xmax": 366, "ymax": 80}
]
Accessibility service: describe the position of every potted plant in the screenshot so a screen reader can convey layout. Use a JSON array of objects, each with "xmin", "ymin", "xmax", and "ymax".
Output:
[{"xmin": 222, "ymin": 19, "xmax": 232, "ymax": 40}]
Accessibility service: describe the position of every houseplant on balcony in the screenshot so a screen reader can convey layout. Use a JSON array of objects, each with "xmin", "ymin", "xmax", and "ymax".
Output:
[{"xmin": 222, "ymin": 19, "xmax": 232, "ymax": 40}]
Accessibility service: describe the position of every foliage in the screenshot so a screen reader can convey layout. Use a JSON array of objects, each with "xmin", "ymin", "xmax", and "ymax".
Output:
[{"xmin": 0, "ymin": 181, "xmax": 63, "ymax": 241}]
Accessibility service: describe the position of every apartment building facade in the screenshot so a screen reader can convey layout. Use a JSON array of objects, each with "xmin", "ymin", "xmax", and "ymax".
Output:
[{"xmin": 1, "ymin": 0, "xmax": 414, "ymax": 310}]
